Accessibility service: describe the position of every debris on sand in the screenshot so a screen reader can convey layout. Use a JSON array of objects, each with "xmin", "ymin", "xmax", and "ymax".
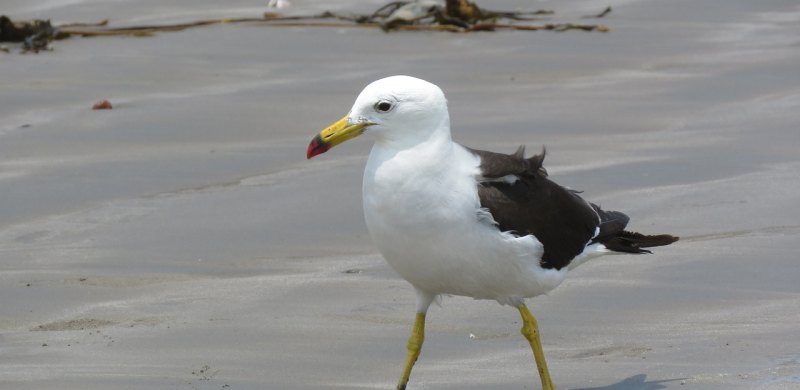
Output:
[
  {"xmin": 92, "ymin": 100, "xmax": 113, "ymax": 110},
  {"xmin": 58, "ymin": 0, "xmax": 610, "ymax": 36},
  {"xmin": 583, "ymin": 6, "xmax": 613, "ymax": 19},
  {"xmin": 0, "ymin": 15, "xmax": 69, "ymax": 53},
  {"xmin": 1, "ymin": 2, "xmax": 610, "ymax": 53},
  {"xmin": 254, "ymin": 0, "xmax": 608, "ymax": 33}
]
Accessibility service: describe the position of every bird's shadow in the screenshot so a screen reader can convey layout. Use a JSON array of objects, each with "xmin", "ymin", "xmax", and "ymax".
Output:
[{"xmin": 572, "ymin": 374, "xmax": 686, "ymax": 390}]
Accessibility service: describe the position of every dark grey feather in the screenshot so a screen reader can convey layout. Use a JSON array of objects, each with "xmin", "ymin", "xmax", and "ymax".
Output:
[{"xmin": 469, "ymin": 146, "xmax": 678, "ymax": 270}]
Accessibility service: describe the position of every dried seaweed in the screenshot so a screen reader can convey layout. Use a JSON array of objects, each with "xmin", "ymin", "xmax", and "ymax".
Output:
[
  {"xmin": 0, "ymin": 15, "xmax": 69, "ymax": 52},
  {"xmin": 1, "ymin": 2, "xmax": 610, "ymax": 53},
  {"xmin": 583, "ymin": 6, "xmax": 613, "ymax": 19}
]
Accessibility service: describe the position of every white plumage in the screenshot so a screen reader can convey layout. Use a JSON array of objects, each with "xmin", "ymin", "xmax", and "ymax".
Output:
[
  {"xmin": 306, "ymin": 75, "xmax": 677, "ymax": 390},
  {"xmin": 353, "ymin": 76, "xmax": 596, "ymax": 307}
]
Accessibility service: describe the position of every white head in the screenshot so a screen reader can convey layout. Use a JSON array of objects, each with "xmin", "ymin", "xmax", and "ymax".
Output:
[
  {"xmin": 350, "ymin": 76, "xmax": 450, "ymax": 145},
  {"xmin": 307, "ymin": 76, "xmax": 451, "ymax": 159}
]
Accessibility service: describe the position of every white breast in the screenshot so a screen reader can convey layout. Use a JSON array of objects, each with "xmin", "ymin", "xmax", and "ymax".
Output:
[{"xmin": 362, "ymin": 140, "xmax": 567, "ymax": 305}]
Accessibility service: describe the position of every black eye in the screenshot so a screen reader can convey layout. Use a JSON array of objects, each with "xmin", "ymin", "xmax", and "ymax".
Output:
[{"xmin": 375, "ymin": 101, "xmax": 393, "ymax": 112}]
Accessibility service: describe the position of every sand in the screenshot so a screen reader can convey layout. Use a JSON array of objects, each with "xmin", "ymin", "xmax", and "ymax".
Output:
[{"xmin": 1, "ymin": 0, "xmax": 799, "ymax": 389}]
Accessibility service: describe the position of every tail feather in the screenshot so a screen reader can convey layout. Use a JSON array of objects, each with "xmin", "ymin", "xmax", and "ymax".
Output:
[
  {"xmin": 602, "ymin": 231, "xmax": 679, "ymax": 254},
  {"xmin": 590, "ymin": 204, "xmax": 678, "ymax": 254}
]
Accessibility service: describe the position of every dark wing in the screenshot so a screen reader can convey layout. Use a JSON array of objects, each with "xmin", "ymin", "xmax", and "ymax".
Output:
[
  {"xmin": 472, "ymin": 145, "xmax": 549, "ymax": 179},
  {"xmin": 469, "ymin": 146, "xmax": 678, "ymax": 270},
  {"xmin": 470, "ymin": 146, "xmax": 600, "ymax": 270}
]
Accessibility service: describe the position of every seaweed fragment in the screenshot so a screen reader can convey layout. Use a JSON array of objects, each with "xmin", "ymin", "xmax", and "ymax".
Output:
[
  {"xmin": 583, "ymin": 6, "xmax": 613, "ymax": 19},
  {"xmin": 359, "ymin": 0, "xmax": 559, "ymax": 31},
  {"xmin": 0, "ymin": 15, "xmax": 68, "ymax": 53}
]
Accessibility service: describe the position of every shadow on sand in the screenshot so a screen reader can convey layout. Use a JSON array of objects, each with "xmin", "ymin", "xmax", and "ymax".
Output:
[{"xmin": 573, "ymin": 374, "xmax": 686, "ymax": 390}]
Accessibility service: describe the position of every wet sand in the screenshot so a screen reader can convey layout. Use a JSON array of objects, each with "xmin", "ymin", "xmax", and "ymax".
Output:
[{"xmin": 2, "ymin": 1, "xmax": 799, "ymax": 389}]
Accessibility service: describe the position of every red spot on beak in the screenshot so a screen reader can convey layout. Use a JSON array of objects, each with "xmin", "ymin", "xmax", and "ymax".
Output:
[{"xmin": 306, "ymin": 134, "xmax": 330, "ymax": 159}]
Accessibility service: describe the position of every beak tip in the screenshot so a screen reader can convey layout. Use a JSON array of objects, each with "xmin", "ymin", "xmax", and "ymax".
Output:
[{"xmin": 306, "ymin": 134, "xmax": 328, "ymax": 159}]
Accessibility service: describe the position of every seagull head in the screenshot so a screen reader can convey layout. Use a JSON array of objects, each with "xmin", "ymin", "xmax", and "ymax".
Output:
[{"xmin": 307, "ymin": 75, "xmax": 450, "ymax": 159}]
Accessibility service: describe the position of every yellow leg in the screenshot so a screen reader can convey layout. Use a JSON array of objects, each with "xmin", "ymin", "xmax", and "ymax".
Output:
[
  {"xmin": 518, "ymin": 304, "xmax": 556, "ymax": 390},
  {"xmin": 397, "ymin": 312, "xmax": 426, "ymax": 390}
]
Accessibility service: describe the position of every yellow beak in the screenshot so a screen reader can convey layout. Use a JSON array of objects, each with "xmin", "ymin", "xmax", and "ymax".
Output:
[{"xmin": 306, "ymin": 115, "xmax": 373, "ymax": 159}]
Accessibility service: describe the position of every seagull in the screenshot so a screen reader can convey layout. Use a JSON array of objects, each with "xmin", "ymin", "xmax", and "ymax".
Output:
[{"xmin": 306, "ymin": 75, "xmax": 678, "ymax": 390}]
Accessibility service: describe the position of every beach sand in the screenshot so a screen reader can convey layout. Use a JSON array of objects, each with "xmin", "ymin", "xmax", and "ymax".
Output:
[{"xmin": 1, "ymin": 0, "xmax": 799, "ymax": 389}]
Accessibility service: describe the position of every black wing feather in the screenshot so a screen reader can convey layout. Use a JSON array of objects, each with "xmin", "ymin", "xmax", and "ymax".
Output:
[
  {"xmin": 470, "ymin": 146, "xmax": 678, "ymax": 270},
  {"xmin": 471, "ymin": 147, "xmax": 599, "ymax": 270}
]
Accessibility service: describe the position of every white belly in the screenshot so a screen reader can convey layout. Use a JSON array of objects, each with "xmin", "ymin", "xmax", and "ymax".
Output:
[{"xmin": 362, "ymin": 142, "xmax": 567, "ymax": 305}]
